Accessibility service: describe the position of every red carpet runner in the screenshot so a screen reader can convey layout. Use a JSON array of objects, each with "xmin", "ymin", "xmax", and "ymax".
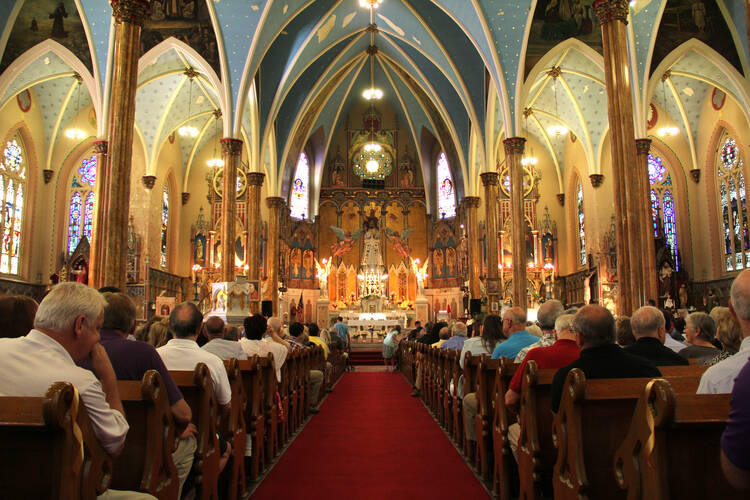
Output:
[{"xmin": 251, "ymin": 372, "xmax": 490, "ymax": 500}]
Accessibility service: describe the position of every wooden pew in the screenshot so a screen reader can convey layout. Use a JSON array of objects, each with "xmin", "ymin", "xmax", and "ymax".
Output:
[
  {"xmin": 0, "ymin": 381, "xmax": 90, "ymax": 499},
  {"xmin": 78, "ymin": 394, "xmax": 115, "ymax": 499},
  {"xmin": 614, "ymin": 378, "xmax": 742, "ymax": 500},
  {"xmin": 462, "ymin": 353, "xmax": 482, "ymax": 459},
  {"xmin": 237, "ymin": 356, "xmax": 265, "ymax": 481},
  {"xmin": 441, "ymin": 349, "xmax": 454, "ymax": 432},
  {"xmin": 259, "ymin": 355, "xmax": 279, "ymax": 463},
  {"xmin": 474, "ymin": 356, "xmax": 503, "ymax": 482},
  {"xmin": 113, "ymin": 370, "xmax": 179, "ymax": 499},
  {"xmin": 277, "ymin": 352, "xmax": 292, "ymax": 446},
  {"xmin": 170, "ymin": 363, "xmax": 220, "ymax": 500},
  {"xmin": 552, "ymin": 369, "xmax": 703, "ymax": 500},
  {"xmin": 221, "ymin": 358, "xmax": 246, "ymax": 500},
  {"xmin": 490, "ymin": 357, "xmax": 520, "ymax": 498},
  {"xmin": 516, "ymin": 361, "xmax": 557, "ymax": 500},
  {"xmin": 448, "ymin": 349, "xmax": 464, "ymax": 448}
]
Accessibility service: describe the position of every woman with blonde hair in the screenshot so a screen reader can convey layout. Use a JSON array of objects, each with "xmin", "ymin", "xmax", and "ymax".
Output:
[
  {"xmin": 704, "ymin": 307, "xmax": 742, "ymax": 366},
  {"xmin": 146, "ymin": 318, "xmax": 171, "ymax": 348}
]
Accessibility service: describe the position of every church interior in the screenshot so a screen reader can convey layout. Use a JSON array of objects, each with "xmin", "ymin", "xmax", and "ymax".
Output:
[{"xmin": 2, "ymin": 0, "xmax": 750, "ymax": 498}]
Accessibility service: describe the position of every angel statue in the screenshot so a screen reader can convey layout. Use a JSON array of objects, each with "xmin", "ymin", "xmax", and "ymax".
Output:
[
  {"xmin": 314, "ymin": 258, "xmax": 332, "ymax": 299},
  {"xmin": 385, "ymin": 226, "xmax": 413, "ymax": 258},
  {"xmin": 329, "ymin": 226, "xmax": 363, "ymax": 258},
  {"xmin": 410, "ymin": 256, "xmax": 430, "ymax": 297}
]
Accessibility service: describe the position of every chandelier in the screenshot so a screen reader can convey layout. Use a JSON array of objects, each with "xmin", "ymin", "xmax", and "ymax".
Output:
[
  {"xmin": 64, "ymin": 74, "xmax": 86, "ymax": 140},
  {"xmin": 179, "ymin": 69, "xmax": 199, "ymax": 138},
  {"xmin": 656, "ymin": 73, "xmax": 679, "ymax": 138},
  {"xmin": 546, "ymin": 71, "xmax": 568, "ymax": 137},
  {"xmin": 206, "ymin": 110, "xmax": 224, "ymax": 168},
  {"xmin": 521, "ymin": 109, "xmax": 538, "ymax": 167},
  {"xmin": 359, "ymin": 0, "xmax": 384, "ymax": 9}
]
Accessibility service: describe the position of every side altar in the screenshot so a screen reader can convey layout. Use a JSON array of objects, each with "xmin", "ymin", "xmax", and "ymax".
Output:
[{"xmin": 207, "ymin": 276, "xmax": 260, "ymax": 325}]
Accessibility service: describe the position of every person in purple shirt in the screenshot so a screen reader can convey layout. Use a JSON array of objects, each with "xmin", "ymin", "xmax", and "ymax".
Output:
[
  {"xmin": 721, "ymin": 362, "xmax": 750, "ymax": 489},
  {"xmin": 78, "ymin": 292, "xmax": 196, "ymax": 495}
]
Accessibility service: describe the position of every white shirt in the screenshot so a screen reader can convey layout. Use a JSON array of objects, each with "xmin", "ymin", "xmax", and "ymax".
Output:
[
  {"xmin": 0, "ymin": 330, "xmax": 129, "ymax": 455},
  {"xmin": 697, "ymin": 336, "xmax": 750, "ymax": 394},
  {"xmin": 664, "ymin": 334, "xmax": 686, "ymax": 353},
  {"xmin": 202, "ymin": 338, "xmax": 248, "ymax": 361},
  {"xmin": 459, "ymin": 336, "xmax": 495, "ymax": 369},
  {"xmin": 158, "ymin": 338, "xmax": 232, "ymax": 405},
  {"xmin": 239, "ymin": 337, "xmax": 288, "ymax": 382}
]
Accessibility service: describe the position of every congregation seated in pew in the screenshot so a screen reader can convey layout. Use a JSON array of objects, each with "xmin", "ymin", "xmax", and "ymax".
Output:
[
  {"xmin": 0, "ymin": 282, "xmax": 154, "ymax": 499},
  {"xmin": 240, "ymin": 314, "xmax": 289, "ymax": 383},
  {"xmin": 0, "ymin": 293, "xmax": 37, "ymax": 338},
  {"xmin": 491, "ymin": 307, "xmax": 537, "ymax": 360},
  {"xmin": 201, "ymin": 315, "xmax": 248, "ymax": 361},
  {"xmin": 440, "ymin": 321, "xmax": 468, "ymax": 351},
  {"xmin": 623, "ymin": 306, "xmax": 689, "ymax": 366},
  {"xmin": 514, "ymin": 300, "xmax": 564, "ymax": 363},
  {"xmin": 287, "ymin": 322, "xmax": 324, "ymax": 413},
  {"xmin": 678, "ymin": 311, "xmax": 720, "ymax": 362},
  {"xmin": 704, "ymin": 306, "xmax": 742, "ymax": 366}
]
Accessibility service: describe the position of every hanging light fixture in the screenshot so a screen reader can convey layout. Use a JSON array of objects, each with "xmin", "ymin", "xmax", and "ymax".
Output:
[
  {"xmin": 657, "ymin": 71, "xmax": 679, "ymax": 137},
  {"xmin": 521, "ymin": 108, "xmax": 538, "ymax": 167},
  {"xmin": 178, "ymin": 68, "xmax": 199, "ymax": 138},
  {"xmin": 206, "ymin": 110, "xmax": 224, "ymax": 168},
  {"xmin": 359, "ymin": 0, "xmax": 384, "ymax": 10},
  {"xmin": 363, "ymin": 33, "xmax": 382, "ymax": 164},
  {"xmin": 547, "ymin": 69, "xmax": 569, "ymax": 136},
  {"xmin": 64, "ymin": 74, "xmax": 86, "ymax": 140}
]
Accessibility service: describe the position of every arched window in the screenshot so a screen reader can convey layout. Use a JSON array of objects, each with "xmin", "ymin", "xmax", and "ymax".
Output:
[
  {"xmin": 67, "ymin": 155, "xmax": 97, "ymax": 255},
  {"xmin": 648, "ymin": 154, "xmax": 679, "ymax": 270},
  {"xmin": 437, "ymin": 152, "xmax": 456, "ymax": 218},
  {"xmin": 0, "ymin": 136, "xmax": 26, "ymax": 274},
  {"xmin": 717, "ymin": 135, "xmax": 750, "ymax": 272},
  {"xmin": 576, "ymin": 178, "xmax": 586, "ymax": 266},
  {"xmin": 160, "ymin": 184, "xmax": 169, "ymax": 268},
  {"xmin": 289, "ymin": 153, "xmax": 309, "ymax": 220}
]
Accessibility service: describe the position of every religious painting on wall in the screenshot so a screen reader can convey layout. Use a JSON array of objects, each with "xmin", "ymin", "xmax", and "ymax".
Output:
[
  {"xmin": 156, "ymin": 296, "xmax": 176, "ymax": 317},
  {"xmin": 193, "ymin": 234, "xmax": 206, "ymax": 266},
  {"xmin": 524, "ymin": 0, "xmax": 602, "ymax": 77},
  {"xmin": 0, "ymin": 0, "xmax": 93, "ymax": 74},
  {"xmin": 288, "ymin": 225, "xmax": 315, "ymax": 288},
  {"xmin": 141, "ymin": 0, "xmax": 221, "ymax": 75},
  {"xmin": 431, "ymin": 224, "xmax": 459, "ymax": 287},
  {"xmin": 650, "ymin": 0, "xmax": 742, "ymax": 74}
]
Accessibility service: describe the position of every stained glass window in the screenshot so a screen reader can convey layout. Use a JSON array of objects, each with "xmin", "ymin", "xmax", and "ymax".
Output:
[
  {"xmin": 0, "ymin": 137, "xmax": 26, "ymax": 274},
  {"xmin": 648, "ymin": 154, "xmax": 679, "ymax": 270},
  {"xmin": 576, "ymin": 178, "xmax": 586, "ymax": 266},
  {"xmin": 437, "ymin": 152, "xmax": 456, "ymax": 218},
  {"xmin": 161, "ymin": 184, "xmax": 169, "ymax": 268},
  {"xmin": 289, "ymin": 153, "xmax": 309, "ymax": 220},
  {"xmin": 67, "ymin": 155, "xmax": 97, "ymax": 255},
  {"xmin": 717, "ymin": 136, "xmax": 750, "ymax": 272}
]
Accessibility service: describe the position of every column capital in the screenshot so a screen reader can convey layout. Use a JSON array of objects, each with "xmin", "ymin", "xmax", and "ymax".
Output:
[
  {"xmin": 246, "ymin": 172, "xmax": 266, "ymax": 186},
  {"xmin": 181, "ymin": 192, "xmax": 190, "ymax": 205},
  {"xmin": 93, "ymin": 140, "xmax": 108, "ymax": 154},
  {"xmin": 593, "ymin": 0, "xmax": 629, "ymax": 25},
  {"xmin": 267, "ymin": 196, "xmax": 285, "ymax": 209},
  {"xmin": 110, "ymin": 0, "xmax": 150, "ymax": 25},
  {"xmin": 142, "ymin": 175, "xmax": 156, "ymax": 189},
  {"xmin": 463, "ymin": 196, "xmax": 481, "ymax": 208},
  {"xmin": 480, "ymin": 171, "xmax": 500, "ymax": 186},
  {"xmin": 220, "ymin": 138, "xmax": 243, "ymax": 154},
  {"xmin": 503, "ymin": 137, "xmax": 526, "ymax": 154},
  {"xmin": 589, "ymin": 173, "xmax": 604, "ymax": 188},
  {"xmin": 635, "ymin": 138, "xmax": 652, "ymax": 154}
]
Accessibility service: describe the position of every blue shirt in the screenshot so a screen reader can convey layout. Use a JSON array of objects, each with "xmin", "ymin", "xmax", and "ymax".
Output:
[
  {"xmin": 491, "ymin": 330, "xmax": 538, "ymax": 360},
  {"xmin": 333, "ymin": 322, "xmax": 349, "ymax": 343},
  {"xmin": 441, "ymin": 335, "xmax": 467, "ymax": 351}
]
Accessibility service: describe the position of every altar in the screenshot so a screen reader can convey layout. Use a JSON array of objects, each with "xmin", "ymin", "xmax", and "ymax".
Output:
[{"xmin": 341, "ymin": 312, "xmax": 411, "ymax": 343}]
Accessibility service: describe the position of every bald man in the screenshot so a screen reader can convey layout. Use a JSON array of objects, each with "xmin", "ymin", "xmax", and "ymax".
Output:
[
  {"xmin": 201, "ymin": 316, "xmax": 247, "ymax": 361},
  {"xmin": 491, "ymin": 307, "xmax": 537, "ymax": 360}
]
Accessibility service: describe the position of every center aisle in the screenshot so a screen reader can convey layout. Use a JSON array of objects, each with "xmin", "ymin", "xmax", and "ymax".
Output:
[{"xmin": 251, "ymin": 372, "xmax": 490, "ymax": 500}]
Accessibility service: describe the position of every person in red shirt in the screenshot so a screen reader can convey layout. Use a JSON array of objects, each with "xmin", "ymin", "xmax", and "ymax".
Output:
[{"xmin": 505, "ymin": 313, "xmax": 580, "ymax": 406}]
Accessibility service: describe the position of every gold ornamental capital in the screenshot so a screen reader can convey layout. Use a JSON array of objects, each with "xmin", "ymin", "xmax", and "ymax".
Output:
[
  {"xmin": 94, "ymin": 140, "xmax": 108, "ymax": 154},
  {"xmin": 480, "ymin": 171, "xmax": 500, "ymax": 186},
  {"xmin": 463, "ymin": 196, "xmax": 481, "ymax": 209},
  {"xmin": 266, "ymin": 196, "xmax": 286, "ymax": 210},
  {"xmin": 220, "ymin": 138, "xmax": 243, "ymax": 155},
  {"xmin": 635, "ymin": 138, "xmax": 652, "ymax": 154},
  {"xmin": 246, "ymin": 172, "xmax": 266, "ymax": 186},
  {"xmin": 503, "ymin": 137, "xmax": 526, "ymax": 155},
  {"xmin": 111, "ymin": 0, "xmax": 151, "ymax": 26},
  {"xmin": 593, "ymin": 0, "xmax": 629, "ymax": 25}
]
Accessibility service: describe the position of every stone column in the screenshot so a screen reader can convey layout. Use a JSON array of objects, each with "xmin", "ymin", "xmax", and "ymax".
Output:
[
  {"xmin": 464, "ymin": 196, "xmax": 481, "ymax": 300},
  {"xmin": 480, "ymin": 172, "xmax": 501, "ymax": 312},
  {"xmin": 246, "ymin": 172, "xmax": 265, "ymax": 281},
  {"xmin": 99, "ymin": 0, "xmax": 149, "ymax": 290},
  {"xmin": 266, "ymin": 197, "xmax": 285, "ymax": 315},
  {"xmin": 219, "ymin": 138, "xmax": 242, "ymax": 282},
  {"xmin": 594, "ymin": 0, "xmax": 639, "ymax": 314},
  {"xmin": 636, "ymin": 138, "xmax": 658, "ymax": 303},
  {"xmin": 88, "ymin": 140, "xmax": 108, "ymax": 288},
  {"xmin": 505, "ymin": 137, "xmax": 528, "ymax": 311}
]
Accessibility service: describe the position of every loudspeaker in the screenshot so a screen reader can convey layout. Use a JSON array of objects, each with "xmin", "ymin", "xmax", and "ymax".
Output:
[
  {"xmin": 261, "ymin": 300, "xmax": 273, "ymax": 317},
  {"xmin": 470, "ymin": 299, "xmax": 482, "ymax": 315}
]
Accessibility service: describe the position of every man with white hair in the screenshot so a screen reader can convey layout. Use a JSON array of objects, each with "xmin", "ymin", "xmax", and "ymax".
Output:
[
  {"xmin": 624, "ymin": 306, "xmax": 688, "ymax": 366},
  {"xmin": 515, "ymin": 300, "xmax": 564, "ymax": 363},
  {"xmin": 441, "ymin": 322, "xmax": 468, "ymax": 350},
  {"xmin": 0, "ymin": 282, "xmax": 154, "ymax": 499},
  {"xmin": 698, "ymin": 269, "xmax": 750, "ymax": 394},
  {"xmin": 491, "ymin": 307, "xmax": 537, "ymax": 360}
]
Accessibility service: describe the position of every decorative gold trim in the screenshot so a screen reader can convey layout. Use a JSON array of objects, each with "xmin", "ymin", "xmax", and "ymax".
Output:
[
  {"xmin": 593, "ymin": 0, "xmax": 629, "ymax": 25},
  {"xmin": 111, "ymin": 0, "xmax": 150, "ymax": 26},
  {"xmin": 480, "ymin": 171, "xmax": 500, "ymax": 186},
  {"xmin": 220, "ymin": 138, "xmax": 243, "ymax": 155}
]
